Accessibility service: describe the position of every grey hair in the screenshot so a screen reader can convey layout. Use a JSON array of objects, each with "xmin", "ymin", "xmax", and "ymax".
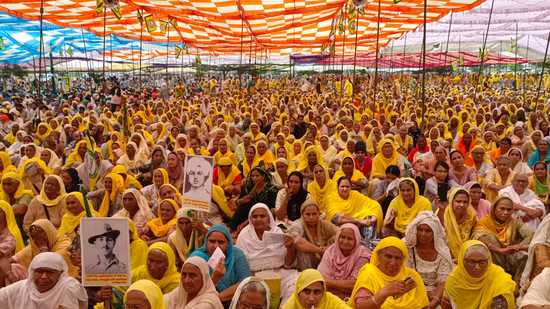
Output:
[
  {"xmin": 240, "ymin": 281, "xmax": 268, "ymax": 306},
  {"xmin": 465, "ymin": 244, "xmax": 490, "ymax": 258}
]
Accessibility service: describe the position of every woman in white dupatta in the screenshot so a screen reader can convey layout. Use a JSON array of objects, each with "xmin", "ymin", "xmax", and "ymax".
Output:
[
  {"xmin": 114, "ymin": 188, "xmax": 155, "ymax": 235},
  {"xmin": 228, "ymin": 277, "xmax": 271, "ymax": 309},
  {"xmin": 0, "ymin": 252, "xmax": 87, "ymax": 309},
  {"xmin": 164, "ymin": 256, "xmax": 223, "ymax": 309},
  {"xmin": 236, "ymin": 203, "xmax": 298, "ymax": 305}
]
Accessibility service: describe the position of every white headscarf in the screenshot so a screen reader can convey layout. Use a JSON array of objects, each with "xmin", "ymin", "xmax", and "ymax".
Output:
[
  {"xmin": 114, "ymin": 188, "xmax": 155, "ymax": 234},
  {"xmin": 520, "ymin": 214, "xmax": 550, "ymax": 295},
  {"xmin": 0, "ymin": 252, "xmax": 88, "ymax": 309},
  {"xmin": 403, "ymin": 210, "xmax": 453, "ymax": 267},
  {"xmin": 236, "ymin": 203, "xmax": 286, "ymax": 272},
  {"xmin": 41, "ymin": 148, "xmax": 62, "ymax": 171},
  {"xmin": 228, "ymin": 277, "xmax": 271, "ymax": 309},
  {"xmin": 164, "ymin": 256, "xmax": 223, "ymax": 309}
]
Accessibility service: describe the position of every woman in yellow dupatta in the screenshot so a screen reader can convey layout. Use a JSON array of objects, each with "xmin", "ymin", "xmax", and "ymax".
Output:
[
  {"xmin": 325, "ymin": 177, "xmax": 382, "ymax": 233},
  {"xmin": 383, "ymin": 178, "xmax": 432, "ymax": 237},
  {"xmin": 282, "ymin": 269, "xmax": 350, "ymax": 309},
  {"xmin": 307, "ymin": 164, "xmax": 335, "ymax": 213},
  {"xmin": 349, "ymin": 236, "xmax": 429, "ymax": 309},
  {"xmin": 131, "ymin": 242, "xmax": 180, "ymax": 293},
  {"xmin": 0, "ymin": 200, "xmax": 24, "ymax": 253},
  {"xmin": 332, "ymin": 157, "xmax": 368, "ymax": 193},
  {"xmin": 167, "ymin": 208, "xmax": 204, "ymax": 266},
  {"xmin": 98, "ymin": 173, "xmax": 125, "ymax": 217},
  {"xmin": 111, "ymin": 164, "xmax": 143, "ymax": 190},
  {"xmin": 143, "ymin": 199, "xmax": 179, "ymax": 243},
  {"xmin": 215, "ymin": 157, "xmax": 242, "ymax": 196},
  {"xmin": 0, "ymin": 151, "xmax": 15, "ymax": 178},
  {"xmin": 214, "ymin": 138, "xmax": 237, "ymax": 166},
  {"xmin": 57, "ymin": 192, "xmax": 98, "ymax": 240},
  {"xmin": 443, "ymin": 188, "xmax": 477, "ymax": 259},
  {"xmin": 444, "ymin": 240, "xmax": 516, "ymax": 309},
  {"xmin": 124, "ymin": 279, "xmax": 166, "ymax": 309},
  {"xmin": 370, "ymin": 138, "xmax": 398, "ymax": 181},
  {"xmin": 128, "ymin": 219, "xmax": 148, "ymax": 270},
  {"xmin": 256, "ymin": 139, "xmax": 275, "ymax": 170},
  {"xmin": 35, "ymin": 122, "xmax": 52, "ymax": 144},
  {"xmin": 64, "ymin": 140, "xmax": 90, "ymax": 168}
]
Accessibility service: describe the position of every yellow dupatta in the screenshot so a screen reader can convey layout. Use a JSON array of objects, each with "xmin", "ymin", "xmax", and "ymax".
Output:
[
  {"xmin": 387, "ymin": 178, "xmax": 432, "ymax": 233},
  {"xmin": 124, "ymin": 280, "xmax": 166, "ymax": 309},
  {"xmin": 325, "ymin": 190, "xmax": 383, "ymax": 232},
  {"xmin": 307, "ymin": 166, "xmax": 335, "ymax": 213},
  {"xmin": 57, "ymin": 192, "xmax": 98, "ymax": 238},
  {"xmin": 64, "ymin": 140, "xmax": 90, "ymax": 168},
  {"xmin": 35, "ymin": 122, "xmax": 53, "ymax": 143},
  {"xmin": 332, "ymin": 157, "xmax": 367, "ymax": 182},
  {"xmin": 146, "ymin": 199, "xmax": 179, "ymax": 237},
  {"xmin": 168, "ymin": 208, "xmax": 201, "ymax": 261},
  {"xmin": 216, "ymin": 157, "xmax": 241, "ymax": 188},
  {"xmin": 212, "ymin": 184, "xmax": 234, "ymax": 218},
  {"xmin": 98, "ymin": 173, "xmax": 125, "ymax": 217},
  {"xmin": 131, "ymin": 242, "xmax": 180, "ymax": 293},
  {"xmin": 370, "ymin": 138, "xmax": 398, "ymax": 179},
  {"xmin": 111, "ymin": 164, "xmax": 143, "ymax": 189},
  {"xmin": 0, "ymin": 171, "xmax": 33, "ymax": 201},
  {"xmin": 472, "ymin": 196, "xmax": 517, "ymax": 247},
  {"xmin": 0, "ymin": 200, "xmax": 24, "ymax": 252},
  {"xmin": 36, "ymin": 175, "xmax": 67, "ymax": 207},
  {"xmin": 444, "ymin": 188, "xmax": 477, "ymax": 258},
  {"xmin": 445, "ymin": 240, "xmax": 516, "ymax": 309},
  {"xmin": 349, "ymin": 237, "xmax": 429, "ymax": 308},
  {"xmin": 129, "ymin": 219, "xmax": 148, "ymax": 270},
  {"xmin": 282, "ymin": 269, "xmax": 350, "ymax": 309},
  {"xmin": 0, "ymin": 151, "xmax": 14, "ymax": 177}
]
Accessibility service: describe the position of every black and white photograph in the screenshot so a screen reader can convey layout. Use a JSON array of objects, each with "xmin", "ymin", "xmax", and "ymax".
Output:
[
  {"xmin": 182, "ymin": 154, "xmax": 214, "ymax": 211},
  {"xmin": 80, "ymin": 217, "xmax": 130, "ymax": 286}
]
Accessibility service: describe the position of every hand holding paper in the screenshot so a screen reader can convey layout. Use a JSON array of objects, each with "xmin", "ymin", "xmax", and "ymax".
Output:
[{"xmin": 208, "ymin": 246, "xmax": 226, "ymax": 270}]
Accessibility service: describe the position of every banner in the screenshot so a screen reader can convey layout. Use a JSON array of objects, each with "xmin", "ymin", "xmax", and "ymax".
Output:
[{"xmin": 145, "ymin": 15, "xmax": 156, "ymax": 33}]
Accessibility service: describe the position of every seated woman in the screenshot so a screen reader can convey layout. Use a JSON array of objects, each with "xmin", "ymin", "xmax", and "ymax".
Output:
[
  {"xmin": 132, "ymin": 242, "xmax": 180, "ymax": 294},
  {"xmin": 57, "ymin": 192, "xmax": 99, "ymax": 241},
  {"xmin": 520, "ymin": 215, "xmax": 550, "ymax": 295},
  {"xmin": 423, "ymin": 161, "xmax": 459, "ymax": 207},
  {"xmin": 349, "ymin": 236, "xmax": 429, "ymax": 308},
  {"xmin": 159, "ymin": 183, "xmax": 183, "ymax": 208},
  {"xmin": 508, "ymin": 147, "xmax": 532, "ymax": 176},
  {"xmin": 520, "ymin": 268, "xmax": 550, "ymax": 309},
  {"xmin": 383, "ymin": 178, "xmax": 432, "ymax": 238},
  {"xmin": 443, "ymin": 188, "xmax": 477, "ymax": 260},
  {"xmin": 213, "ymin": 157, "xmax": 242, "ymax": 198},
  {"xmin": 229, "ymin": 167, "xmax": 279, "ymax": 231},
  {"xmin": 141, "ymin": 168, "xmax": 169, "ymax": 211},
  {"xmin": 168, "ymin": 208, "xmax": 206, "ymax": 268},
  {"xmin": 228, "ymin": 277, "xmax": 271, "ymax": 309},
  {"xmin": 12, "ymin": 219, "xmax": 71, "ymax": 271},
  {"xmin": 190, "ymin": 224, "xmax": 251, "ymax": 303},
  {"xmin": 0, "ymin": 201, "xmax": 24, "ymax": 287},
  {"xmin": 282, "ymin": 269, "xmax": 350, "ymax": 309},
  {"xmin": 142, "ymin": 199, "xmax": 179, "ymax": 244},
  {"xmin": 326, "ymin": 177, "xmax": 382, "ymax": 238},
  {"xmin": 236, "ymin": 203, "xmax": 299, "ymax": 305},
  {"xmin": 484, "ymin": 155, "xmax": 515, "ymax": 203},
  {"xmin": 1, "ymin": 171, "xmax": 33, "ymax": 239},
  {"xmin": 164, "ymin": 256, "xmax": 223, "ymax": 309},
  {"xmin": 332, "ymin": 156, "xmax": 368, "ymax": 193},
  {"xmin": 288, "ymin": 200, "xmax": 337, "ymax": 271},
  {"xmin": 307, "ymin": 164, "xmax": 335, "ymax": 214},
  {"xmin": 317, "ymin": 223, "xmax": 371, "ymax": 299},
  {"xmin": 60, "ymin": 167, "xmax": 83, "ymax": 193},
  {"xmin": 471, "ymin": 145, "xmax": 494, "ymax": 179},
  {"xmin": 404, "ymin": 211, "xmax": 453, "ymax": 308},
  {"xmin": 275, "ymin": 171, "xmax": 310, "ymax": 222},
  {"xmin": 272, "ymin": 158, "xmax": 290, "ymax": 188},
  {"xmin": 473, "ymin": 196, "xmax": 533, "ymax": 283},
  {"xmin": 20, "ymin": 157, "xmax": 50, "ymax": 195},
  {"xmin": 97, "ymin": 173, "xmax": 125, "ymax": 217},
  {"xmin": 0, "ymin": 252, "xmax": 87, "ymax": 309},
  {"xmin": 124, "ymin": 279, "xmax": 165, "ymax": 309},
  {"xmin": 466, "ymin": 182, "xmax": 491, "ymax": 220},
  {"xmin": 443, "ymin": 240, "xmax": 516, "ymax": 309},
  {"xmin": 529, "ymin": 161, "xmax": 550, "ymax": 203},
  {"xmin": 114, "ymin": 188, "xmax": 154, "ymax": 235},
  {"xmin": 23, "ymin": 175, "xmax": 67, "ymax": 231},
  {"xmin": 298, "ymin": 145, "xmax": 323, "ymax": 186}
]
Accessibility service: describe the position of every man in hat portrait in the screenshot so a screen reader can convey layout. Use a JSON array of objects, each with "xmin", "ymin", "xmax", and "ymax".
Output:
[{"xmin": 85, "ymin": 223, "xmax": 127, "ymax": 274}]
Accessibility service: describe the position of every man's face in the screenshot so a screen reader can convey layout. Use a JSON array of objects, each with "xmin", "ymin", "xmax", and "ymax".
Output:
[
  {"xmin": 94, "ymin": 236, "xmax": 115, "ymax": 255},
  {"xmin": 188, "ymin": 166, "xmax": 206, "ymax": 188}
]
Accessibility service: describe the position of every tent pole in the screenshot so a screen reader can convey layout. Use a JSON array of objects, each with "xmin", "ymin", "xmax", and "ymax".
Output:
[
  {"xmin": 373, "ymin": 0, "xmax": 382, "ymax": 107},
  {"xmin": 38, "ymin": 0, "xmax": 45, "ymax": 102},
  {"xmin": 352, "ymin": 11, "xmax": 359, "ymax": 95},
  {"xmin": 239, "ymin": 15, "xmax": 244, "ymax": 88},
  {"xmin": 102, "ymin": 8, "xmax": 106, "ymax": 91},
  {"xmin": 476, "ymin": 0, "xmax": 495, "ymax": 94},
  {"xmin": 32, "ymin": 56, "xmax": 38, "ymax": 96},
  {"xmin": 110, "ymin": 34, "xmax": 113, "ymax": 74},
  {"xmin": 421, "ymin": 0, "xmax": 428, "ymax": 127},
  {"xmin": 514, "ymin": 21, "xmax": 518, "ymax": 90},
  {"xmin": 166, "ymin": 25, "xmax": 170, "ymax": 81},
  {"xmin": 139, "ymin": 12, "xmax": 143, "ymax": 91},
  {"xmin": 80, "ymin": 26, "xmax": 90, "ymax": 77},
  {"xmin": 535, "ymin": 31, "xmax": 550, "ymax": 111},
  {"xmin": 340, "ymin": 5, "xmax": 347, "ymax": 103},
  {"xmin": 523, "ymin": 34, "xmax": 530, "ymax": 104},
  {"xmin": 443, "ymin": 12, "xmax": 453, "ymax": 70}
]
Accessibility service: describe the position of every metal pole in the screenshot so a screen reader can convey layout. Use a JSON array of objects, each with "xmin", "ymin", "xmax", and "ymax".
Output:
[
  {"xmin": 477, "ymin": 0, "xmax": 496, "ymax": 91},
  {"xmin": 102, "ymin": 8, "xmax": 106, "ymax": 87},
  {"xmin": 80, "ymin": 26, "xmax": 90, "ymax": 76},
  {"xmin": 38, "ymin": 0, "xmax": 45, "ymax": 101},
  {"xmin": 535, "ymin": 31, "xmax": 550, "ymax": 110},
  {"xmin": 443, "ymin": 12, "xmax": 453, "ymax": 69},
  {"xmin": 139, "ymin": 13, "xmax": 143, "ymax": 91},
  {"xmin": 166, "ymin": 25, "xmax": 170, "ymax": 81},
  {"xmin": 373, "ymin": 0, "xmax": 382, "ymax": 106},
  {"xmin": 110, "ymin": 34, "xmax": 113, "ymax": 73},
  {"xmin": 514, "ymin": 21, "xmax": 518, "ymax": 90},
  {"xmin": 421, "ymin": 0, "xmax": 428, "ymax": 127},
  {"xmin": 352, "ymin": 12, "xmax": 360, "ymax": 94},
  {"xmin": 239, "ymin": 16, "xmax": 244, "ymax": 88},
  {"xmin": 340, "ymin": 5, "xmax": 347, "ymax": 102}
]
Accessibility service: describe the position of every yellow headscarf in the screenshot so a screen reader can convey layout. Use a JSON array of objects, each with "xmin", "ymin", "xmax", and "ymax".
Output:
[
  {"xmin": 131, "ymin": 242, "xmax": 180, "ymax": 294},
  {"xmin": 325, "ymin": 189, "xmax": 383, "ymax": 232},
  {"xmin": 98, "ymin": 173, "xmax": 125, "ymax": 217},
  {"xmin": 444, "ymin": 187, "xmax": 477, "ymax": 259},
  {"xmin": 256, "ymin": 140, "xmax": 275, "ymax": 167},
  {"xmin": 64, "ymin": 140, "xmax": 90, "ymax": 168},
  {"xmin": 387, "ymin": 178, "xmax": 432, "ymax": 233},
  {"xmin": 214, "ymin": 139, "xmax": 237, "ymax": 166},
  {"xmin": 216, "ymin": 157, "xmax": 241, "ymax": 188},
  {"xmin": 349, "ymin": 237, "xmax": 429, "ymax": 308},
  {"xmin": 35, "ymin": 122, "xmax": 53, "ymax": 143},
  {"xmin": 111, "ymin": 164, "xmax": 143, "ymax": 190},
  {"xmin": 212, "ymin": 184, "xmax": 234, "ymax": 218},
  {"xmin": 0, "ymin": 151, "xmax": 14, "ymax": 177},
  {"xmin": 297, "ymin": 145, "xmax": 323, "ymax": 171},
  {"xmin": 0, "ymin": 171, "xmax": 33, "ymax": 201},
  {"xmin": 57, "ymin": 192, "xmax": 98, "ymax": 238},
  {"xmin": 146, "ymin": 199, "xmax": 179, "ymax": 237},
  {"xmin": 36, "ymin": 175, "xmax": 67, "ymax": 207},
  {"xmin": 445, "ymin": 240, "xmax": 516, "ymax": 309},
  {"xmin": 472, "ymin": 196, "xmax": 517, "ymax": 247},
  {"xmin": 129, "ymin": 219, "xmax": 148, "ymax": 270},
  {"xmin": 0, "ymin": 200, "xmax": 24, "ymax": 252},
  {"xmin": 282, "ymin": 269, "xmax": 350, "ymax": 309},
  {"xmin": 332, "ymin": 156, "xmax": 367, "ymax": 183},
  {"xmin": 307, "ymin": 165, "xmax": 335, "ymax": 213},
  {"xmin": 124, "ymin": 279, "xmax": 166, "ymax": 309},
  {"xmin": 370, "ymin": 139, "xmax": 398, "ymax": 179}
]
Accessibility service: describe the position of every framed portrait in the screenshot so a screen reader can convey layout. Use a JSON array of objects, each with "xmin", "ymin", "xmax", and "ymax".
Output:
[{"xmin": 182, "ymin": 154, "xmax": 214, "ymax": 212}]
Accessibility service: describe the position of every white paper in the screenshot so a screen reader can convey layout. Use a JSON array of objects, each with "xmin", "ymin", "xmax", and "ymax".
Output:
[
  {"xmin": 208, "ymin": 247, "xmax": 225, "ymax": 269},
  {"xmin": 263, "ymin": 231, "xmax": 285, "ymax": 245}
]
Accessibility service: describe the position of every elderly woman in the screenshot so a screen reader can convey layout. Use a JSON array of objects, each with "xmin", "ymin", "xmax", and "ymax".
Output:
[
  {"xmin": 317, "ymin": 223, "xmax": 371, "ymax": 299},
  {"xmin": 527, "ymin": 137, "xmax": 550, "ymax": 168},
  {"xmin": 466, "ymin": 182, "xmax": 491, "ymax": 219},
  {"xmin": 0, "ymin": 252, "xmax": 88, "ymax": 309},
  {"xmin": 230, "ymin": 167, "xmax": 279, "ymax": 231},
  {"xmin": 114, "ymin": 188, "xmax": 154, "ymax": 235},
  {"xmin": 164, "ymin": 256, "xmax": 223, "ymax": 309},
  {"xmin": 288, "ymin": 199, "xmax": 337, "ymax": 271},
  {"xmin": 213, "ymin": 157, "xmax": 242, "ymax": 198},
  {"xmin": 228, "ymin": 277, "xmax": 271, "ymax": 309},
  {"xmin": 275, "ymin": 171, "xmax": 310, "ymax": 222},
  {"xmin": 484, "ymin": 155, "xmax": 515, "ymax": 203},
  {"xmin": 1, "ymin": 171, "xmax": 33, "ymax": 239},
  {"xmin": 473, "ymin": 196, "xmax": 533, "ymax": 283},
  {"xmin": 131, "ymin": 242, "xmax": 180, "ymax": 294},
  {"xmin": 167, "ymin": 209, "xmax": 205, "ymax": 267},
  {"xmin": 499, "ymin": 173, "xmax": 545, "ymax": 230},
  {"xmin": 383, "ymin": 178, "xmax": 432, "ymax": 238},
  {"xmin": 332, "ymin": 156, "xmax": 368, "ymax": 193},
  {"xmin": 470, "ymin": 145, "xmax": 494, "ymax": 179},
  {"xmin": 403, "ymin": 211, "xmax": 453, "ymax": 308},
  {"xmin": 443, "ymin": 240, "xmax": 516, "ymax": 309},
  {"xmin": 443, "ymin": 188, "xmax": 477, "ymax": 259},
  {"xmin": 142, "ymin": 199, "xmax": 179, "ymax": 244},
  {"xmin": 307, "ymin": 164, "xmax": 334, "ymax": 214},
  {"xmin": 282, "ymin": 269, "xmax": 350, "ymax": 309},
  {"xmin": 141, "ymin": 168, "xmax": 169, "ymax": 210},
  {"xmin": 448, "ymin": 150, "xmax": 477, "ymax": 186},
  {"xmin": 350, "ymin": 236, "xmax": 429, "ymax": 308},
  {"xmin": 190, "ymin": 224, "xmax": 251, "ymax": 303},
  {"xmin": 97, "ymin": 173, "xmax": 125, "ymax": 217},
  {"xmin": 57, "ymin": 192, "xmax": 99, "ymax": 241},
  {"xmin": 23, "ymin": 175, "xmax": 67, "ymax": 231},
  {"xmin": 124, "ymin": 279, "xmax": 166, "ymax": 309},
  {"xmin": 508, "ymin": 147, "xmax": 532, "ymax": 175},
  {"xmin": 236, "ymin": 203, "xmax": 299, "ymax": 306},
  {"xmin": 529, "ymin": 161, "xmax": 550, "ymax": 203}
]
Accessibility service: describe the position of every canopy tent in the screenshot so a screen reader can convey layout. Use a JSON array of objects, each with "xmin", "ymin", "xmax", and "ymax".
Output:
[{"xmin": 0, "ymin": 0, "xmax": 485, "ymax": 62}]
